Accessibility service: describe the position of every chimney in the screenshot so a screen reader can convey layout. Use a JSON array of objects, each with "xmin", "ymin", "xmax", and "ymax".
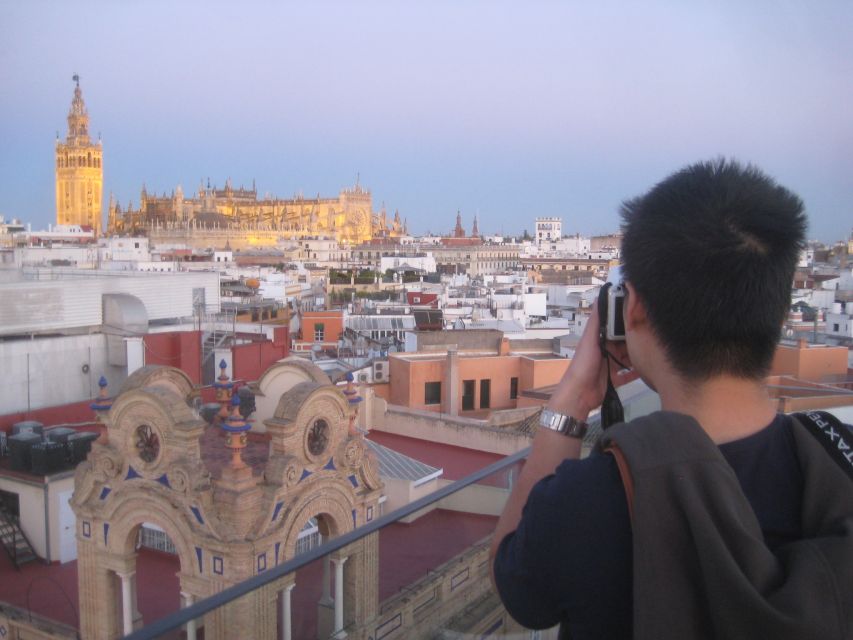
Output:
[
  {"xmin": 443, "ymin": 346, "xmax": 460, "ymax": 416},
  {"xmin": 499, "ymin": 337, "xmax": 511, "ymax": 356}
]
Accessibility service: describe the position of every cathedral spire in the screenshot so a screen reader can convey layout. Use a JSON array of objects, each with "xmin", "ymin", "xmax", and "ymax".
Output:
[
  {"xmin": 453, "ymin": 210, "xmax": 465, "ymax": 238},
  {"xmin": 66, "ymin": 74, "xmax": 90, "ymax": 144},
  {"xmin": 56, "ymin": 75, "xmax": 103, "ymax": 236}
]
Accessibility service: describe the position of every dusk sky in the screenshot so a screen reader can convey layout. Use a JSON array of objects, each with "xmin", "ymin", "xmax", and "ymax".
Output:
[{"xmin": 1, "ymin": 1, "xmax": 851, "ymax": 241}]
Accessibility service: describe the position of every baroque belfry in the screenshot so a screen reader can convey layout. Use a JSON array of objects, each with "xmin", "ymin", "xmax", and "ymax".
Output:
[{"xmin": 56, "ymin": 75, "xmax": 103, "ymax": 235}]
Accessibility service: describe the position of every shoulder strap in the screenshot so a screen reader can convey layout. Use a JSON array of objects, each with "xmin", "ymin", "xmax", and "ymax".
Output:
[
  {"xmin": 791, "ymin": 411, "xmax": 853, "ymax": 481},
  {"xmin": 604, "ymin": 443, "xmax": 635, "ymax": 523}
]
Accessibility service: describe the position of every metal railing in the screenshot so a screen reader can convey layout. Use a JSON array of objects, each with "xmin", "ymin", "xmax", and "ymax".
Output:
[{"xmin": 124, "ymin": 445, "xmax": 531, "ymax": 640}]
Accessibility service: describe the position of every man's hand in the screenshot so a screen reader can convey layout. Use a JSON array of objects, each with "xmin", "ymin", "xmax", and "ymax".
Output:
[
  {"xmin": 490, "ymin": 304, "xmax": 638, "ymax": 587},
  {"xmin": 548, "ymin": 304, "xmax": 638, "ymax": 421}
]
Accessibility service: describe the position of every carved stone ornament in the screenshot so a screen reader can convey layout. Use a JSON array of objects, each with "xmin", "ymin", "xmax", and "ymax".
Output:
[
  {"xmin": 306, "ymin": 418, "xmax": 330, "ymax": 458},
  {"xmin": 263, "ymin": 455, "xmax": 304, "ymax": 489},
  {"xmin": 134, "ymin": 424, "xmax": 160, "ymax": 463},
  {"xmin": 342, "ymin": 438, "xmax": 365, "ymax": 470}
]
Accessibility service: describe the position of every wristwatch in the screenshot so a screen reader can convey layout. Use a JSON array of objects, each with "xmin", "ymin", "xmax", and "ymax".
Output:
[{"xmin": 539, "ymin": 408, "xmax": 589, "ymax": 438}]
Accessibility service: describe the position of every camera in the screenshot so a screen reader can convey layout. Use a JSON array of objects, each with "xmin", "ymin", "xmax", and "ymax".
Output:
[{"xmin": 603, "ymin": 265, "xmax": 626, "ymax": 342}]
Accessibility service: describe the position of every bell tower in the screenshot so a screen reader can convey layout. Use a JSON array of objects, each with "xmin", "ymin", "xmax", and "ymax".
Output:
[{"xmin": 56, "ymin": 74, "xmax": 103, "ymax": 235}]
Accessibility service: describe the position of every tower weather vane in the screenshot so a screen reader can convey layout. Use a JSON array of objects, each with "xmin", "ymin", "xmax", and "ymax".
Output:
[{"xmin": 73, "ymin": 73, "xmax": 79, "ymax": 86}]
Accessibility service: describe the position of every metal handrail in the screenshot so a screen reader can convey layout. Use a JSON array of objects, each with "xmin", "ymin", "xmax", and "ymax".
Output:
[{"xmin": 123, "ymin": 445, "xmax": 530, "ymax": 640}]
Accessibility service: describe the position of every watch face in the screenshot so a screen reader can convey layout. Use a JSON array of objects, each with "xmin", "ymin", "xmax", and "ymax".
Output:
[
  {"xmin": 134, "ymin": 424, "xmax": 160, "ymax": 463},
  {"xmin": 307, "ymin": 419, "xmax": 329, "ymax": 456}
]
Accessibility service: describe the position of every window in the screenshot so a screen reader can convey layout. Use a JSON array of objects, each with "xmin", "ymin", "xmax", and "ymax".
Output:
[
  {"xmin": 833, "ymin": 323, "xmax": 840, "ymax": 332},
  {"xmin": 462, "ymin": 380, "xmax": 475, "ymax": 411},
  {"xmin": 314, "ymin": 322, "xmax": 325, "ymax": 342},
  {"xmin": 424, "ymin": 381, "xmax": 441, "ymax": 405},
  {"xmin": 480, "ymin": 379, "xmax": 491, "ymax": 409},
  {"xmin": 510, "ymin": 377, "xmax": 519, "ymax": 400}
]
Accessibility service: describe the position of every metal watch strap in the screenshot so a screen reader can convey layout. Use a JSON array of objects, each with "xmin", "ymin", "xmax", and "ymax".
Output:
[{"xmin": 539, "ymin": 408, "xmax": 589, "ymax": 438}]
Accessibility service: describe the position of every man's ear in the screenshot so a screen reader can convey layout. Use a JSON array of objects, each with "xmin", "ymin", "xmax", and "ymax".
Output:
[{"xmin": 623, "ymin": 282, "xmax": 647, "ymax": 331}]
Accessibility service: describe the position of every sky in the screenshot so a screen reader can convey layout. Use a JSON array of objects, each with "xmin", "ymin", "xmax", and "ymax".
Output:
[{"xmin": 0, "ymin": 0, "xmax": 851, "ymax": 241}]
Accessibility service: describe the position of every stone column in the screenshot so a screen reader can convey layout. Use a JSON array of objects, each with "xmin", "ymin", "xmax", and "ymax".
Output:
[
  {"xmin": 332, "ymin": 555, "xmax": 348, "ymax": 638},
  {"xmin": 182, "ymin": 591, "xmax": 197, "ymax": 640},
  {"xmin": 77, "ymin": 540, "xmax": 121, "ymax": 640},
  {"xmin": 341, "ymin": 534, "xmax": 379, "ymax": 633},
  {"xmin": 131, "ymin": 573, "xmax": 143, "ymax": 629},
  {"xmin": 317, "ymin": 555, "xmax": 335, "ymax": 638},
  {"xmin": 280, "ymin": 582, "xmax": 296, "ymax": 640},
  {"xmin": 117, "ymin": 570, "xmax": 135, "ymax": 636}
]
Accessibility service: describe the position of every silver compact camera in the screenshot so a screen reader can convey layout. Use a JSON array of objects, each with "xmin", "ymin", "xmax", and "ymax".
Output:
[{"xmin": 605, "ymin": 266, "xmax": 626, "ymax": 342}]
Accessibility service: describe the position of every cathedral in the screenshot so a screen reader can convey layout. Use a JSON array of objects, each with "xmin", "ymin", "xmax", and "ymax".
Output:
[
  {"xmin": 54, "ymin": 77, "xmax": 406, "ymax": 244},
  {"xmin": 55, "ymin": 76, "xmax": 103, "ymax": 235},
  {"xmin": 108, "ymin": 180, "xmax": 405, "ymax": 245}
]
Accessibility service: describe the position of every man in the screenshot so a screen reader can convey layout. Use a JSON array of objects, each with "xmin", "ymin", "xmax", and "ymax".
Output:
[{"xmin": 490, "ymin": 159, "xmax": 853, "ymax": 639}]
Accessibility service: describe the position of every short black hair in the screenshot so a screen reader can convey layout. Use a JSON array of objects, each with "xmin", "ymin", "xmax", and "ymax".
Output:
[{"xmin": 620, "ymin": 158, "xmax": 807, "ymax": 381}]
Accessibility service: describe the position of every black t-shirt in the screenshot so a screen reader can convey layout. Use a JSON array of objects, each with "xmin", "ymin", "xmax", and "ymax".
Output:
[{"xmin": 493, "ymin": 414, "xmax": 804, "ymax": 640}]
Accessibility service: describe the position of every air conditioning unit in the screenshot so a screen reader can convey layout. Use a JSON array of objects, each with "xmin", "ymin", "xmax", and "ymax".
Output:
[
  {"xmin": 358, "ymin": 373, "xmax": 369, "ymax": 383},
  {"xmin": 374, "ymin": 361, "xmax": 389, "ymax": 381}
]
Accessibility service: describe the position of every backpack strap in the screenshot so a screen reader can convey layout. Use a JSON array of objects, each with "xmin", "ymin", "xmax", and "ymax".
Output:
[
  {"xmin": 791, "ymin": 411, "xmax": 853, "ymax": 481},
  {"xmin": 604, "ymin": 443, "xmax": 635, "ymax": 523}
]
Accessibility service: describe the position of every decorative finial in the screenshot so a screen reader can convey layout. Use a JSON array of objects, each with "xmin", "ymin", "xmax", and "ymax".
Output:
[
  {"xmin": 342, "ymin": 372, "xmax": 363, "ymax": 436},
  {"xmin": 214, "ymin": 359, "xmax": 233, "ymax": 423},
  {"xmin": 90, "ymin": 376, "xmax": 112, "ymax": 412},
  {"xmin": 222, "ymin": 390, "xmax": 251, "ymax": 469},
  {"xmin": 91, "ymin": 376, "xmax": 113, "ymax": 442}
]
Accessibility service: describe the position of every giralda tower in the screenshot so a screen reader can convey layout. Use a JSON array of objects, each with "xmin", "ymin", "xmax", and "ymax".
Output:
[{"xmin": 55, "ymin": 75, "xmax": 103, "ymax": 235}]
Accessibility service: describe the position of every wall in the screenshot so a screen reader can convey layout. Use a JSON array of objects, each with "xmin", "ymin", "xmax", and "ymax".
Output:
[
  {"xmin": 231, "ymin": 327, "xmax": 290, "ymax": 382},
  {"xmin": 0, "ymin": 270, "xmax": 220, "ymax": 337},
  {"xmin": 143, "ymin": 331, "xmax": 203, "ymax": 384},
  {"xmin": 0, "ymin": 603, "xmax": 77, "ymax": 639},
  {"xmin": 0, "ymin": 398, "xmax": 100, "ymax": 434},
  {"xmin": 777, "ymin": 395, "xmax": 853, "ymax": 413},
  {"xmin": 0, "ymin": 476, "xmax": 44, "ymax": 556},
  {"xmin": 0, "ymin": 333, "xmax": 127, "ymax": 414},
  {"xmin": 523, "ymin": 355, "xmax": 570, "ymax": 390},
  {"xmin": 389, "ymin": 356, "xmax": 444, "ymax": 411},
  {"xmin": 371, "ymin": 540, "xmax": 530, "ymax": 640},
  {"xmin": 770, "ymin": 343, "xmax": 848, "ymax": 381},
  {"xmin": 374, "ymin": 405, "xmax": 532, "ymax": 456},
  {"xmin": 436, "ymin": 481, "xmax": 509, "ymax": 516},
  {"xmin": 456, "ymin": 356, "xmax": 519, "ymax": 411},
  {"xmin": 381, "ymin": 476, "xmax": 442, "ymax": 524},
  {"xmin": 390, "ymin": 353, "xmax": 570, "ymax": 414},
  {"xmin": 0, "ymin": 472, "xmax": 75, "ymax": 562}
]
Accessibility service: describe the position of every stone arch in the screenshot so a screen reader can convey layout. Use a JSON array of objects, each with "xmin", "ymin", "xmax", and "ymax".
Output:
[
  {"xmin": 103, "ymin": 492, "xmax": 198, "ymax": 576},
  {"xmin": 119, "ymin": 365, "xmax": 196, "ymax": 402},
  {"xmin": 265, "ymin": 381, "xmax": 350, "ymax": 461},
  {"xmin": 279, "ymin": 481, "xmax": 356, "ymax": 560},
  {"xmin": 252, "ymin": 357, "xmax": 331, "ymax": 429},
  {"xmin": 105, "ymin": 385, "xmax": 204, "ymax": 475}
]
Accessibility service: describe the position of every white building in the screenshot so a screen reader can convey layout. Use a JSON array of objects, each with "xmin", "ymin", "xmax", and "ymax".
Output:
[
  {"xmin": 535, "ymin": 217, "xmax": 562, "ymax": 245},
  {"xmin": 826, "ymin": 302, "xmax": 853, "ymax": 339},
  {"xmin": 379, "ymin": 253, "xmax": 437, "ymax": 274},
  {"xmin": 0, "ymin": 268, "xmax": 220, "ymax": 413},
  {"xmin": 297, "ymin": 237, "xmax": 349, "ymax": 267},
  {"xmin": 99, "ymin": 236, "xmax": 151, "ymax": 262}
]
